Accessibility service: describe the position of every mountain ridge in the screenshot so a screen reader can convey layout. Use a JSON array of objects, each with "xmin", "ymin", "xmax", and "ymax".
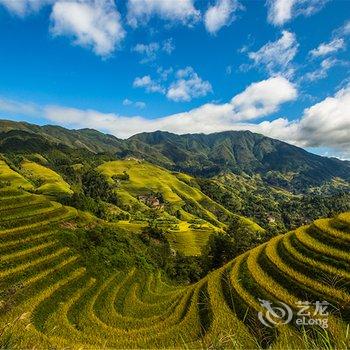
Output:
[{"xmin": 0, "ymin": 119, "xmax": 349, "ymax": 191}]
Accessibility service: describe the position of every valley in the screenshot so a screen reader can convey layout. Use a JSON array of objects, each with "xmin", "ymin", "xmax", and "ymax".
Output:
[
  {"xmin": 0, "ymin": 121, "xmax": 349, "ymax": 349},
  {"xmin": 0, "ymin": 171, "xmax": 349, "ymax": 348}
]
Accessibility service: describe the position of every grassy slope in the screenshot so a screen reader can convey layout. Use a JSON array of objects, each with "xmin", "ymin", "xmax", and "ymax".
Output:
[
  {"xmin": 0, "ymin": 160, "xmax": 33, "ymax": 190},
  {"xmin": 20, "ymin": 160, "xmax": 73, "ymax": 196},
  {"xmin": 1, "ymin": 157, "xmax": 262, "ymax": 256},
  {"xmin": 98, "ymin": 159, "xmax": 263, "ymax": 255},
  {"xmin": 0, "ymin": 177, "xmax": 349, "ymax": 349}
]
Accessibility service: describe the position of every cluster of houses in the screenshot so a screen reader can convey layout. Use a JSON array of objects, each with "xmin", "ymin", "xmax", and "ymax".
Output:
[{"xmin": 138, "ymin": 194, "xmax": 164, "ymax": 209}]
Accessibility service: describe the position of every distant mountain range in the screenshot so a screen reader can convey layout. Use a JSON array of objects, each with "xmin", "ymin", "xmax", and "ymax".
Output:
[{"xmin": 1, "ymin": 119, "xmax": 349, "ymax": 191}]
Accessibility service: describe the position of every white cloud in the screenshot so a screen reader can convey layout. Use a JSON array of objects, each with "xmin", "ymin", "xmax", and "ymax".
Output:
[
  {"xmin": 204, "ymin": 0, "xmax": 243, "ymax": 34},
  {"xmin": 17, "ymin": 76, "xmax": 295, "ymax": 139},
  {"xmin": 50, "ymin": 0, "xmax": 125, "ymax": 57},
  {"xmin": 0, "ymin": 97, "xmax": 41, "ymax": 117},
  {"xmin": 310, "ymin": 38, "xmax": 345, "ymax": 57},
  {"xmin": 0, "ymin": 77, "xmax": 296, "ymax": 139},
  {"xmin": 267, "ymin": 0, "xmax": 294, "ymax": 26},
  {"xmin": 341, "ymin": 20, "xmax": 350, "ymax": 36},
  {"xmin": 5, "ymin": 78, "xmax": 350, "ymax": 158},
  {"xmin": 132, "ymin": 38, "xmax": 174, "ymax": 63},
  {"xmin": 166, "ymin": 67, "xmax": 212, "ymax": 102},
  {"xmin": 123, "ymin": 99, "xmax": 146, "ymax": 109},
  {"xmin": 242, "ymin": 85, "xmax": 350, "ymax": 159},
  {"xmin": 135, "ymin": 101, "xmax": 146, "ymax": 109},
  {"xmin": 157, "ymin": 66, "xmax": 173, "ymax": 81},
  {"xmin": 162, "ymin": 38, "xmax": 175, "ymax": 54},
  {"xmin": 303, "ymin": 58, "xmax": 338, "ymax": 82},
  {"xmin": 297, "ymin": 86, "xmax": 350, "ymax": 148},
  {"xmin": 133, "ymin": 75, "xmax": 165, "ymax": 93},
  {"xmin": 267, "ymin": 0, "xmax": 329, "ymax": 26},
  {"xmin": 126, "ymin": 0, "xmax": 200, "ymax": 28},
  {"xmin": 122, "ymin": 99, "xmax": 133, "ymax": 106},
  {"xmin": 247, "ymin": 30, "xmax": 298, "ymax": 78},
  {"xmin": 133, "ymin": 67, "xmax": 212, "ymax": 102},
  {"xmin": 230, "ymin": 76, "xmax": 297, "ymax": 120},
  {"xmin": 132, "ymin": 42, "xmax": 160, "ymax": 63},
  {"xmin": 0, "ymin": 0, "xmax": 52, "ymax": 17}
]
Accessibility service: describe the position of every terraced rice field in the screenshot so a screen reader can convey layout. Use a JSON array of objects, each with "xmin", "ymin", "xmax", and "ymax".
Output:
[
  {"xmin": 166, "ymin": 222, "xmax": 212, "ymax": 256},
  {"xmin": 20, "ymin": 160, "xmax": 73, "ymax": 196},
  {"xmin": 0, "ymin": 187, "xmax": 349, "ymax": 348},
  {"xmin": 0, "ymin": 160, "xmax": 33, "ymax": 190},
  {"xmin": 99, "ymin": 159, "xmax": 263, "ymax": 256}
]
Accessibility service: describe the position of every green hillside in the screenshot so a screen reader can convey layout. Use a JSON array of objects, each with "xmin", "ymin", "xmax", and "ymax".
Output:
[
  {"xmin": 0, "ymin": 155, "xmax": 264, "ymax": 257},
  {"xmin": 1, "ymin": 120, "xmax": 350, "ymax": 193},
  {"xmin": 20, "ymin": 160, "xmax": 73, "ymax": 196},
  {"xmin": 197, "ymin": 172, "xmax": 350, "ymax": 232},
  {"xmin": 0, "ymin": 160, "xmax": 33, "ymax": 190},
  {"xmin": 124, "ymin": 130, "xmax": 350, "ymax": 189},
  {"xmin": 0, "ymin": 185, "xmax": 349, "ymax": 348},
  {"xmin": 98, "ymin": 159, "xmax": 263, "ymax": 255}
]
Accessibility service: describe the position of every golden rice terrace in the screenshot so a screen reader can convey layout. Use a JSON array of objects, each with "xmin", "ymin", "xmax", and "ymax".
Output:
[{"xmin": 0, "ymin": 187, "xmax": 349, "ymax": 348}]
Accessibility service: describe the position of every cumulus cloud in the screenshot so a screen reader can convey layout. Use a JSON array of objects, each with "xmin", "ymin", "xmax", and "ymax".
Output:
[
  {"xmin": 132, "ymin": 38, "xmax": 175, "ymax": 63},
  {"xmin": 230, "ymin": 76, "xmax": 297, "ymax": 120},
  {"xmin": 4, "ymin": 77, "xmax": 350, "ymax": 158},
  {"xmin": 267, "ymin": 0, "xmax": 329, "ymax": 26},
  {"xmin": 310, "ymin": 38, "xmax": 345, "ymax": 57},
  {"xmin": 0, "ymin": 76, "xmax": 295, "ymax": 139},
  {"xmin": 166, "ymin": 67, "xmax": 212, "ymax": 102},
  {"xmin": 126, "ymin": 0, "xmax": 200, "ymax": 28},
  {"xmin": 247, "ymin": 30, "xmax": 298, "ymax": 78},
  {"xmin": 133, "ymin": 75, "xmax": 165, "ymax": 93},
  {"xmin": 133, "ymin": 67, "xmax": 212, "ymax": 102},
  {"xmin": 0, "ymin": 0, "xmax": 52, "ymax": 17},
  {"xmin": 204, "ymin": 0, "xmax": 243, "ymax": 34},
  {"xmin": 267, "ymin": 0, "xmax": 294, "ymax": 26},
  {"xmin": 50, "ymin": 0, "xmax": 125, "ymax": 57},
  {"xmin": 244, "ymin": 85, "xmax": 350, "ymax": 159},
  {"xmin": 296, "ymin": 86, "xmax": 350, "ymax": 150}
]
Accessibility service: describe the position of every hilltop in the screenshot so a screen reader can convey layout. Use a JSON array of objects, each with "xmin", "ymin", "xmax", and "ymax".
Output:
[
  {"xmin": 1, "ymin": 120, "xmax": 350, "ymax": 193},
  {"xmin": 125, "ymin": 130, "xmax": 350, "ymax": 190},
  {"xmin": 1, "ymin": 119, "xmax": 350, "ymax": 233}
]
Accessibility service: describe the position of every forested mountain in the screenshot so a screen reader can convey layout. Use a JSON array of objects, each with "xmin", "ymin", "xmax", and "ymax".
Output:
[
  {"xmin": 0, "ymin": 120, "xmax": 123, "ymax": 153},
  {"xmin": 1, "ymin": 120, "xmax": 349, "ymax": 192},
  {"xmin": 126, "ymin": 130, "xmax": 350, "ymax": 187}
]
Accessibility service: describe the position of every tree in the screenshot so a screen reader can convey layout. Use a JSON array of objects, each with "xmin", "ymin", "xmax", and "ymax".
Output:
[
  {"xmin": 226, "ymin": 217, "xmax": 263, "ymax": 256},
  {"xmin": 202, "ymin": 233, "xmax": 236, "ymax": 270},
  {"xmin": 82, "ymin": 169, "xmax": 110, "ymax": 200}
]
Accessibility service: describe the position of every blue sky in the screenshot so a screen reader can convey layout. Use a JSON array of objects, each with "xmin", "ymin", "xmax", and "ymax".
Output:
[{"xmin": 0, "ymin": 0, "xmax": 349, "ymax": 159}]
